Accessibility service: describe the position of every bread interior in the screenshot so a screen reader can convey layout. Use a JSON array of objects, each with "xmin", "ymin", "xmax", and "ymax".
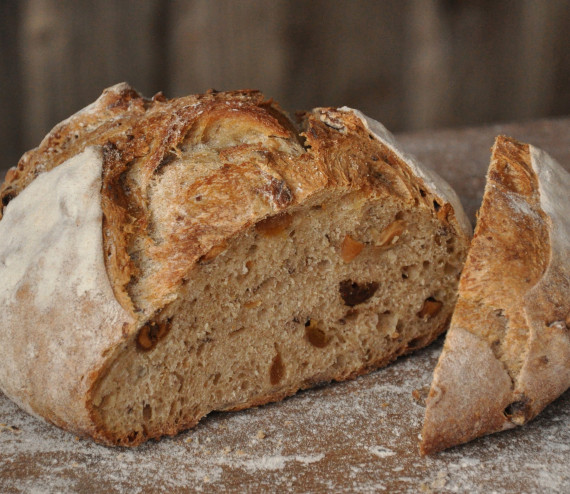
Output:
[{"xmin": 91, "ymin": 189, "xmax": 463, "ymax": 445}]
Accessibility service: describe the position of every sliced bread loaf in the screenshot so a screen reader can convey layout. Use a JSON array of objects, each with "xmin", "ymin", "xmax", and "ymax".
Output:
[
  {"xmin": 421, "ymin": 136, "xmax": 570, "ymax": 455},
  {"xmin": 0, "ymin": 84, "xmax": 471, "ymax": 446}
]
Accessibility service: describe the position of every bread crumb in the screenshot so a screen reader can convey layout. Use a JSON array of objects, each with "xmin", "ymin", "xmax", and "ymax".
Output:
[
  {"xmin": 222, "ymin": 446, "xmax": 232, "ymax": 455},
  {"xmin": 411, "ymin": 387, "xmax": 429, "ymax": 406},
  {"xmin": 382, "ymin": 402, "xmax": 389, "ymax": 408},
  {"xmin": 256, "ymin": 429, "xmax": 266, "ymax": 440},
  {"xmin": 0, "ymin": 424, "xmax": 21, "ymax": 434},
  {"xmin": 235, "ymin": 449, "xmax": 246, "ymax": 456}
]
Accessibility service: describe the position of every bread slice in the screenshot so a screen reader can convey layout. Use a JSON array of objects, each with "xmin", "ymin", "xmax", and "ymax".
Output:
[
  {"xmin": 420, "ymin": 136, "xmax": 570, "ymax": 455},
  {"xmin": 0, "ymin": 84, "xmax": 471, "ymax": 446}
]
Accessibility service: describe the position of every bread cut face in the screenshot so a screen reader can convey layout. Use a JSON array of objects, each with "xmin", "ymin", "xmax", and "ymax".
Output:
[
  {"xmin": 0, "ymin": 84, "xmax": 471, "ymax": 446},
  {"xmin": 420, "ymin": 136, "xmax": 570, "ymax": 455}
]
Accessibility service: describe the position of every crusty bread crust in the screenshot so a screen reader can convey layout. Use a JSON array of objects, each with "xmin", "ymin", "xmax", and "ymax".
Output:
[
  {"xmin": 0, "ymin": 84, "xmax": 470, "ymax": 445},
  {"xmin": 420, "ymin": 136, "xmax": 570, "ymax": 455}
]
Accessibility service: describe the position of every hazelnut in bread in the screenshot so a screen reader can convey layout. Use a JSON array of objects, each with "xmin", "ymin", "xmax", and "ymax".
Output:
[
  {"xmin": 421, "ymin": 136, "xmax": 570, "ymax": 455},
  {"xmin": 0, "ymin": 84, "xmax": 471, "ymax": 446}
]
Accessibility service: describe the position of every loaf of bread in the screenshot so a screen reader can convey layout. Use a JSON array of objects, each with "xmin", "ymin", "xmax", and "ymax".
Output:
[
  {"xmin": 0, "ymin": 84, "xmax": 471, "ymax": 446},
  {"xmin": 421, "ymin": 136, "xmax": 570, "ymax": 455}
]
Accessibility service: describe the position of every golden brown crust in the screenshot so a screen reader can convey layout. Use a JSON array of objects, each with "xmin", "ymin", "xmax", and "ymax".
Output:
[
  {"xmin": 421, "ymin": 136, "xmax": 570, "ymax": 455},
  {"xmin": 0, "ymin": 85, "xmax": 291, "ymax": 316}
]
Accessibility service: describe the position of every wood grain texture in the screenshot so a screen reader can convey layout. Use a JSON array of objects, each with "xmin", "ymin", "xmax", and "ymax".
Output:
[
  {"xmin": 2, "ymin": 0, "xmax": 570, "ymax": 173},
  {"xmin": 18, "ymin": 0, "xmax": 163, "ymax": 160},
  {"xmin": 1, "ymin": 118, "xmax": 569, "ymax": 493},
  {"xmin": 0, "ymin": 1, "xmax": 23, "ymax": 172}
]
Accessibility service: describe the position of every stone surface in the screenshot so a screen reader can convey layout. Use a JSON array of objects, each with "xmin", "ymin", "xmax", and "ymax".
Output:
[{"xmin": 1, "ymin": 118, "xmax": 569, "ymax": 493}]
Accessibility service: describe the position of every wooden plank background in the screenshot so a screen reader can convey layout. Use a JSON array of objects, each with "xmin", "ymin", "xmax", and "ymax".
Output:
[{"xmin": 2, "ymin": 0, "xmax": 570, "ymax": 173}]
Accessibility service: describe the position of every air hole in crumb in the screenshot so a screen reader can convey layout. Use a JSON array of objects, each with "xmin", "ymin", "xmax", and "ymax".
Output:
[
  {"xmin": 377, "ymin": 311, "xmax": 397, "ymax": 336},
  {"xmin": 339, "ymin": 280, "xmax": 379, "ymax": 306},
  {"xmin": 317, "ymin": 259, "xmax": 330, "ymax": 269},
  {"xmin": 305, "ymin": 323, "xmax": 329, "ymax": 348},
  {"xmin": 504, "ymin": 398, "xmax": 530, "ymax": 425},
  {"xmin": 126, "ymin": 431, "xmax": 139, "ymax": 443},
  {"xmin": 422, "ymin": 261, "xmax": 430, "ymax": 269},
  {"xmin": 407, "ymin": 336, "xmax": 426, "ymax": 350},
  {"xmin": 433, "ymin": 200, "xmax": 441, "ymax": 212},
  {"xmin": 143, "ymin": 404, "xmax": 152, "ymax": 421},
  {"xmin": 270, "ymin": 353, "xmax": 285, "ymax": 385},
  {"xmin": 401, "ymin": 265, "xmax": 418, "ymax": 280},
  {"xmin": 419, "ymin": 189, "xmax": 426, "ymax": 197},
  {"xmin": 334, "ymin": 354, "xmax": 348, "ymax": 369},
  {"xmin": 395, "ymin": 211, "xmax": 404, "ymax": 221},
  {"xmin": 344, "ymin": 309, "xmax": 359, "ymax": 321},
  {"xmin": 444, "ymin": 262, "xmax": 456, "ymax": 275},
  {"xmin": 212, "ymin": 373, "xmax": 221, "ymax": 385},
  {"xmin": 169, "ymin": 402, "xmax": 178, "ymax": 419}
]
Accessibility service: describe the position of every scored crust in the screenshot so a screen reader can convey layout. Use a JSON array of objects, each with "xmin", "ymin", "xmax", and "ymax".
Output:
[
  {"xmin": 420, "ymin": 135, "xmax": 570, "ymax": 455},
  {"xmin": 0, "ymin": 84, "xmax": 471, "ymax": 445}
]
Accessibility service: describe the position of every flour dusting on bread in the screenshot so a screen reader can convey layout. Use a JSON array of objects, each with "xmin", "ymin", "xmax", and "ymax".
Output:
[
  {"xmin": 421, "ymin": 136, "xmax": 570, "ymax": 455},
  {"xmin": 0, "ymin": 147, "xmax": 107, "ymax": 309}
]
